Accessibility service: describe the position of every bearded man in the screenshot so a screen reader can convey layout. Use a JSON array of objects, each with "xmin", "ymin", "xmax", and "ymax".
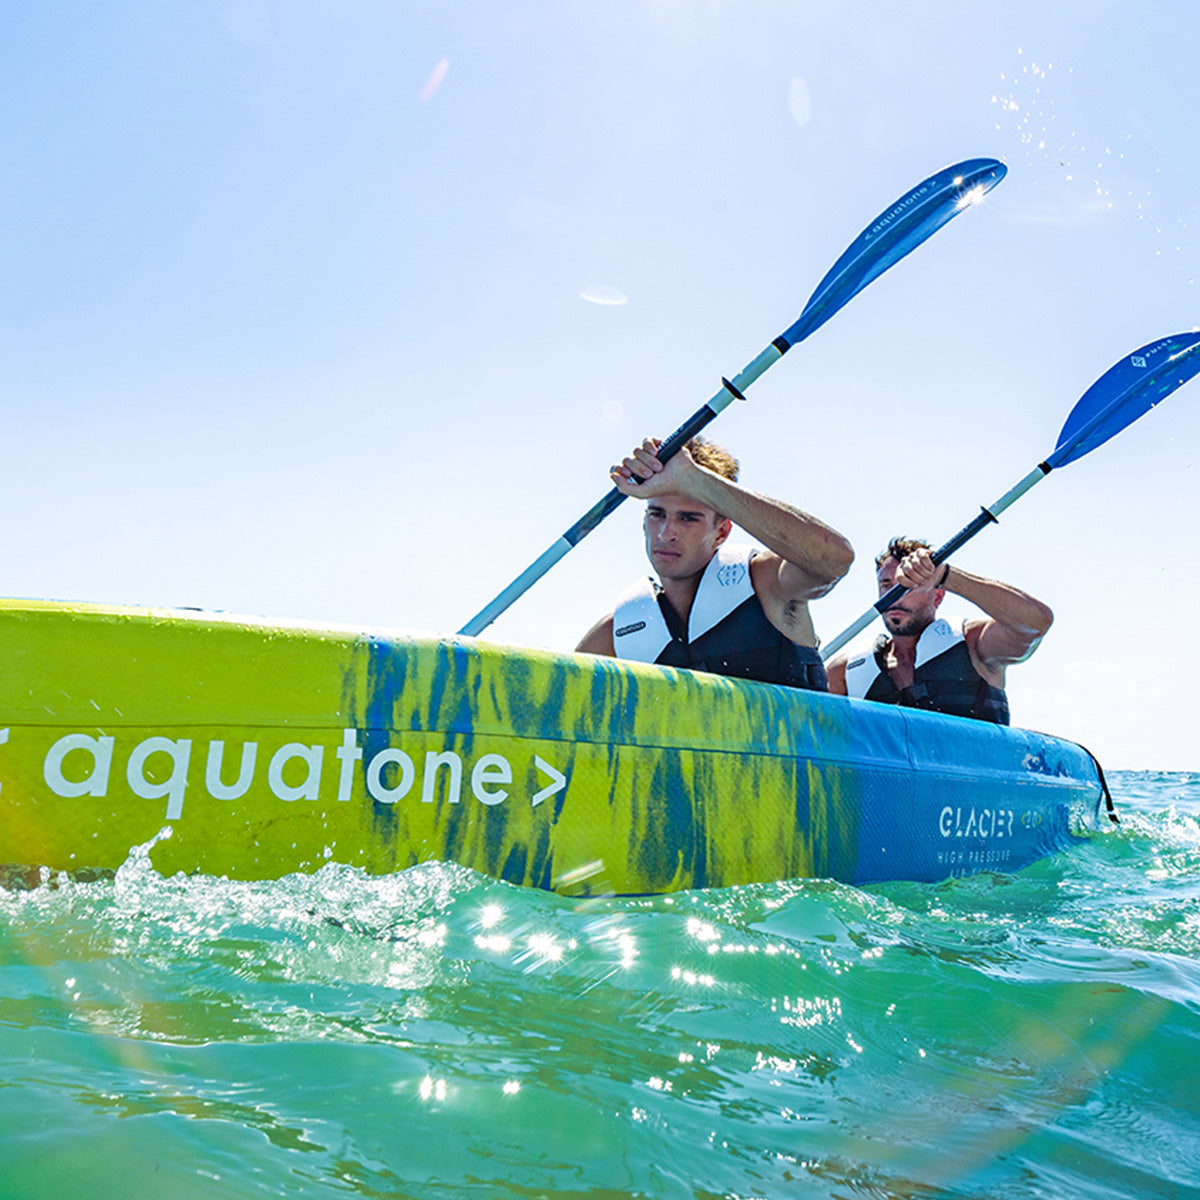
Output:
[{"xmin": 825, "ymin": 537, "xmax": 1053, "ymax": 723}]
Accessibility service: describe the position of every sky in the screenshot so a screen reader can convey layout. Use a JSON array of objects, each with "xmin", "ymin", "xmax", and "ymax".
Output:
[{"xmin": 2, "ymin": 0, "xmax": 1197, "ymax": 770}]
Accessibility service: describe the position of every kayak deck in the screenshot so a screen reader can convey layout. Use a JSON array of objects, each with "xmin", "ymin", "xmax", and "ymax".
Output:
[{"xmin": 0, "ymin": 598, "xmax": 1101, "ymax": 893}]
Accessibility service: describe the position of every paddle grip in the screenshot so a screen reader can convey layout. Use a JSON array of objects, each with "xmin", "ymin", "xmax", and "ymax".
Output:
[
  {"xmin": 564, "ymin": 396, "xmax": 729, "ymax": 544},
  {"xmin": 928, "ymin": 507, "xmax": 999, "ymax": 565},
  {"xmin": 872, "ymin": 508, "xmax": 998, "ymax": 615},
  {"xmin": 627, "ymin": 403, "xmax": 721, "ymax": 485}
]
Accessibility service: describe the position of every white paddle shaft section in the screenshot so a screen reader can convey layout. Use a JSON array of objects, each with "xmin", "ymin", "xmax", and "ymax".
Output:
[
  {"xmin": 459, "ymin": 540, "xmax": 574, "ymax": 636},
  {"xmin": 725, "ymin": 343, "xmax": 786, "ymax": 395},
  {"xmin": 819, "ymin": 463, "xmax": 1051, "ymax": 661},
  {"xmin": 458, "ymin": 343, "xmax": 785, "ymax": 638},
  {"xmin": 986, "ymin": 463, "xmax": 1050, "ymax": 518}
]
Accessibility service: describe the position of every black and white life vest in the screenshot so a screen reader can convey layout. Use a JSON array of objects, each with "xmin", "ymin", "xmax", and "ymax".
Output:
[
  {"xmin": 611, "ymin": 543, "xmax": 827, "ymax": 691},
  {"xmin": 842, "ymin": 617, "xmax": 1009, "ymax": 724}
]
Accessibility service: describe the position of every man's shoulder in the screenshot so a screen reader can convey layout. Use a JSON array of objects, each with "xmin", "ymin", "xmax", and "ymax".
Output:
[
  {"xmin": 960, "ymin": 615, "xmax": 1012, "ymax": 684},
  {"xmin": 959, "ymin": 616, "xmax": 988, "ymax": 648},
  {"xmin": 575, "ymin": 612, "xmax": 615, "ymax": 656}
]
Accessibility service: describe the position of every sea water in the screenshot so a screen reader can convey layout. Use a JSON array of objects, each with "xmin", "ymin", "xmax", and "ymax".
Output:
[{"xmin": 2, "ymin": 771, "xmax": 1198, "ymax": 1200}]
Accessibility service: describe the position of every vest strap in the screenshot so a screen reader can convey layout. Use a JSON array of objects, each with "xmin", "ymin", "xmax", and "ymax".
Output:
[
  {"xmin": 612, "ymin": 544, "xmax": 756, "ymax": 662},
  {"xmin": 843, "ymin": 617, "xmax": 964, "ymax": 699}
]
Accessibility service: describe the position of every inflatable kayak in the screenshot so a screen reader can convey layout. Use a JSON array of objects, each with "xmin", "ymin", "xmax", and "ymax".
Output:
[{"xmin": 0, "ymin": 598, "xmax": 1103, "ymax": 894}]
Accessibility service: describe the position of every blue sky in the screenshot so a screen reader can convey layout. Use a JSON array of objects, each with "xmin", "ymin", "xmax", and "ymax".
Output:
[{"xmin": 3, "ymin": 1, "xmax": 1197, "ymax": 768}]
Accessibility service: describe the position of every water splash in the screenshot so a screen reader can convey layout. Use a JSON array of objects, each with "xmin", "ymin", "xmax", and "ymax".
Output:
[{"xmin": 991, "ymin": 45, "xmax": 1195, "ymax": 272}]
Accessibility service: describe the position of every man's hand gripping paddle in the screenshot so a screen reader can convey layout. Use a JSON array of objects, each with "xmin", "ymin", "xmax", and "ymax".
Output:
[
  {"xmin": 459, "ymin": 158, "xmax": 1007, "ymax": 637},
  {"xmin": 821, "ymin": 332, "xmax": 1200, "ymax": 661}
]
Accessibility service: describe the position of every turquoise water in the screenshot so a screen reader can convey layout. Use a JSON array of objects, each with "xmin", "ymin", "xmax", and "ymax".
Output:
[{"xmin": 2, "ymin": 771, "xmax": 1198, "ymax": 1199}]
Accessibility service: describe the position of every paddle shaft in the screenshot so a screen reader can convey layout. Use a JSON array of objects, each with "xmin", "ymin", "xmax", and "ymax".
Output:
[
  {"xmin": 821, "ymin": 332, "xmax": 1200, "ymax": 663},
  {"xmin": 457, "ymin": 345, "xmax": 783, "ymax": 637},
  {"xmin": 458, "ymin": 159, "xmax": 1007, "ymax": 638},
  {"xmin": 820, "ymin": 463, "xmax": 1050, "ymax": 660}
]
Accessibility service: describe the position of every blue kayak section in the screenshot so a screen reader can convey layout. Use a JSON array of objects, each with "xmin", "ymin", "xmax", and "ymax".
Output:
[{"xmin": 837, "ymin": 703, "xmax": 1087, "ymax": 884}]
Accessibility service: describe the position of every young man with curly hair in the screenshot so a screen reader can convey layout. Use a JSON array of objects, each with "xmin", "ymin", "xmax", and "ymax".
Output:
[{"xmin": 576, "ymin": 437, "xmax": 853, "ymax": 691}]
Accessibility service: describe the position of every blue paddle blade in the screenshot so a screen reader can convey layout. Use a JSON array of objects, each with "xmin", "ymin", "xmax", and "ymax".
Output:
[
  {"xmin": 779, "ymin": 157, "xmax": 1007, "ymax": 349},
  {"xmin": 1048, "ymin": 332, "xmax": 1200, "ymax": 469}
]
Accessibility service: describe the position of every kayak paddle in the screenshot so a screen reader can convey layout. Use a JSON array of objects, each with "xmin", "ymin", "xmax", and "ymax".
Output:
[
  {"xmin": 459, "ymin": 157, "xmax": 1007, "ymax": 637},
  {"xmin": 821, "ymin": 331, "xmax": 1200, "ymax": 660}
]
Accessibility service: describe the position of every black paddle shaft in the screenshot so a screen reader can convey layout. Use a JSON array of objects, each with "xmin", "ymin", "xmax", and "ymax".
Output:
[
  {"xmin": 872, "ymin": 504, "xmax": 1004, "ymax": 614},
  {"xmin": 563, "ymin": 397, "xmax": 731, "ymax": 546}
]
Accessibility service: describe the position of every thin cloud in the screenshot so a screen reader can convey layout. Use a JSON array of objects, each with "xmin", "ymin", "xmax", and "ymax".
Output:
[
  {"xmin": 580, "ymin": 285, "xmax": 628, "ymax": 306},
  {"xmin": 420, "ymin": 59, "xmax": 449, "ymax": 102}
]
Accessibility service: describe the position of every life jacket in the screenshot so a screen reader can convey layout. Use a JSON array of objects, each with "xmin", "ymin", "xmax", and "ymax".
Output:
[
  {"xmin": 842, "ymin": 617, "xmax": 1009, "ymax": 724},
  {"xmin": 611, "ymin": 543, "xmax": 828, "ymax": 691}
]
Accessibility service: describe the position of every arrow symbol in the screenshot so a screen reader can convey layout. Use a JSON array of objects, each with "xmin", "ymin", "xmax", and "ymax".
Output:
[{"xmin": 531, "ymin": 756, "xmax": 566, "ymax": 807}]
